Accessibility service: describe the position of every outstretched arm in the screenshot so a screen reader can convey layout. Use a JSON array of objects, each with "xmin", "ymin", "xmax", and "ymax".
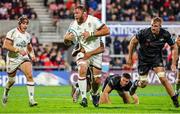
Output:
[
  {"xmin": 99, "ymin": 84, "xmax": 112, "ymax": 104},
  {"xmin": 27, "ymin": 43, "xmax": 36, "ymax": 62},
  {"xmin": 170, "ymin": 43, "xmax": 178, "ymax": 71},
  {"xmin": 127, "ymin": 36, "xmax": 139, "ymax": 67},
  {"xmin": 176, "ymin": 36, "xmax": 180, "ymax": 47}
]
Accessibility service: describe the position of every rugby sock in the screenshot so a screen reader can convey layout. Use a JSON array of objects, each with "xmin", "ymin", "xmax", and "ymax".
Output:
[
  {"xmin": 75, "ymin": 83, "xmax": 80, "ymax": 92},
  {"xmin": 27, "ymin": 81, "xmax": 35, "ymax": 101},
  {"xmin": 75, "ymin": 83, "xmax": 79, "ymax": 88},
  {"xmin": 171, "ymin": 94, "xmax": 178, "ymax": 101},
  {"xmin": 91, "ymin": 83, "xmax": 100, "ymax": 95},
  {"xmin": 4, "ymin": 77, "xmax": 15, "ymax": 96},
  {"xmin": 78, "ymin": 77, "xmax": 87, "ymax": 99}
]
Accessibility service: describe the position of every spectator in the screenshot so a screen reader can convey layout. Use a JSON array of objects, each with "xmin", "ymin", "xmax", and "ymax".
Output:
[
  {"xmin": 30, "ymin": 33, "xmax": 39, "ymax": 47},
  {"xmin": 113, "ymin": 37, "xmax": 121, "ymax": 54}
]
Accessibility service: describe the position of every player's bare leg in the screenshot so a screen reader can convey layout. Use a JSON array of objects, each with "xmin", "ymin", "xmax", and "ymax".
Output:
[
  {"xmin": 77, "ymin": 60, "xmax": 88, "ymax": 107},
  {"xmin": 154, "ymin": 67, "xmax": 179, "ymax": 108},
  {"xmin": 2, "ymin": 71, "xmax": 16, "ymax": 106},
  {"xmin": 90, "ymin": 67, "xmax": 101, "ymax": 107},
  {"xmin": 20, "ymin": 61, "xmax": 37, "ymax": 107},
  {"xmin": 175, "ymin": 69, "xmax": 180, "ymax": 95}
]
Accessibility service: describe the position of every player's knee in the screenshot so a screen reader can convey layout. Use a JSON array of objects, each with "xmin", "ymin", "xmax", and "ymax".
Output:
[
  {"xmin": 25, "ymin": 74, "xmax": 33, "ymax": 81},
  {"xmin": 139, "ymin": 75, "xmax": 148, "ymax": 88},
  {"xmin": 159, "ymin": 77, "xmax": 168, "ymax": 85},
  {"xmin": 8, "ymin": 76, "xmax": 15, "ymax": 84},
  {"xmin": 157, "ymin": 72, "xmax": 167, "ymax": 85},
  {"xmin": 77, "ymin": 61, "xmax": 88, "ymax": 77},
  {"xmin": 157, "ymin": 72, "xmax": 165, "ymax": 78},
  {"xmin": 78, "ymin": 65, "xmax": 88, "ymax": 77},
  {"xmin": 94, "ymin": 74, "xmax": 101, "ymax": 84}
]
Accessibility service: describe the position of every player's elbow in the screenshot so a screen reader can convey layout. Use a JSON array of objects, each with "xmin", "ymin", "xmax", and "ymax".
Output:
[
  {"xmin": 100, "ymin": 46, "xmax": 105, "ymax": 53},
  {"xmin": 105, "ymin": 27, "xmax": 110, "ymax": 36},
  {"xmin": 101, "ymin": 25, "xmax": 110, "ymax": 36},
  {"xmin": 171, "ymin": 44, "xmax": 178, "ymax": 50},
  {"xmin": 2, "ymin": 42, "xmax": 7, "ymax": 49}
]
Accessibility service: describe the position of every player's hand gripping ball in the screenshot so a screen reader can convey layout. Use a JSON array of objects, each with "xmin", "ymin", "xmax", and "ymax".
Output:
[{"xmin": 64, "ymin": 32, "xmax": 74, "ymax": 46}]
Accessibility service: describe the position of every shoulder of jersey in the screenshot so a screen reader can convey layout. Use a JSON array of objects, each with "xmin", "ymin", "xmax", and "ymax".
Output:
[
  {"xmin": 7, "ymin": 28, "xmax": 17, "ymax": 36},
  {"xmin": 8, "ymin": 28, "xmax": 17, "ymax": 33},
  {"xmin": 140, "ymin": 28, "xmax": 150, "ymax": 34},
  {"xmin": 161, "ymin": 28, "xmax": 171, "ymax": 38},
  {"xmin": 89, "ymin": 15, "xmax": 97, "ymax": 20},
  {"xmin": 161, "ymin": 28, "xmax": 169, "ymax": 34}
]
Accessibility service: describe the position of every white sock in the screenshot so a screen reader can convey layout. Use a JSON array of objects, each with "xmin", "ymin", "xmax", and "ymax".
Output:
[
  {"xmin": 4, "ymin": 77, "xmax": 15, "ymax": 96},
  {"xmin": 27, "ymin": 81, "xmax": 35, "ymax": 101},
  {"xmin": 78, "ymin": 77, "xmax": 87, "ymax": 99}
]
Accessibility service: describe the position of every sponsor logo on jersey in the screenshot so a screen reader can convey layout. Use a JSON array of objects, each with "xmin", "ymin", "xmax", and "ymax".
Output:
[{"xmin": 16, "ymin": 40, "xmax": 26, "ymax": 48}]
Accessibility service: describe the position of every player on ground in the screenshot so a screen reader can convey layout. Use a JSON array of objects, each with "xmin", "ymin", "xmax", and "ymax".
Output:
[
  {"xmin": 99, "ymin": 73, "xmax": 139, "ymax": 104},
  {"xmin": 64, "ymin": 5, "xmax": 110, "ymax": 107},
  {"xmin": 127, "ymin": 17, "xmax": 179, "ymax": 107},
  {"xmin": 2, "ymin": 15, "xmax": 37, "ymax": 107},
  {"xmin": 176, "ymin": 35, "xmax": 180, "ymax": 96}
]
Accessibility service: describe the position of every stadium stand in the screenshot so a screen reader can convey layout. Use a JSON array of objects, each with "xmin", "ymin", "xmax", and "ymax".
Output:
[
  {"xmin": 0, "ymin": 0, "xmax": 37, "ymax": 20},
  {"xmin": 48, "ymin": 0, "xmax": 179, "ymax": 21}
]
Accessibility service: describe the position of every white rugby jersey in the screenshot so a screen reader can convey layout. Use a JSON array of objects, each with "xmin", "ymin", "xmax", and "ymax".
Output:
[
  {"xmin": 6, "ymin": 28, "xmax": 31, "ymax": 59},
  {"xmin": 67, "ymin": 15, "xmax": 104, "ymax": 52}
]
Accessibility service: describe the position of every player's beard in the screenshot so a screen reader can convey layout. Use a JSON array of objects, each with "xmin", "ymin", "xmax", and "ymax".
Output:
[
  {"xmin": 19, "ymin": 26, "xmax": 27, "ymax": 33},
  {"xmin": 77, "ymin": 16, "xmax": 84, "ymax": 24},
  {"xmin": 151, "ymin": 28, "xmax": 160, "ymax": 35}
]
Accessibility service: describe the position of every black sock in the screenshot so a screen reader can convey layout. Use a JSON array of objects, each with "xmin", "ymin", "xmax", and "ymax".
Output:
[
  {"xmin": 171, "ymin": 94, "xmax": 178, "ymax": 101},
  {"xmin": 75, "ymin": 83, "xmax": 79, "ymax": 88}
]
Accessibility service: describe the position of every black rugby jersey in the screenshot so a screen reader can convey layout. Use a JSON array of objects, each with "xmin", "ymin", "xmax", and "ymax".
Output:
[
  {"xmin": 104, "ymin": 75, "xmax": 132, "ymax": 92},
  {"xmin": 136, "ymin": 28, "xmax": 175, "ymax": 63}
]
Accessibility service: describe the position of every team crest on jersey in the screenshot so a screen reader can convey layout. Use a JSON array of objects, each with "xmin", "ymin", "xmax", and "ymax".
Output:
[{"xmin": 88, "ymin": 23, "xmax": 91, "ymax": 27}]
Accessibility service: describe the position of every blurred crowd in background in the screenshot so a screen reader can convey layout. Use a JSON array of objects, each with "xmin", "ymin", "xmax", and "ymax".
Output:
[
  {"xmin": 48, "ymin": 0, "xmax": 179, "ymax": 22},
  {"xmin": 0, "ymin": 0, "xmax": 37, "ymax": 20}
]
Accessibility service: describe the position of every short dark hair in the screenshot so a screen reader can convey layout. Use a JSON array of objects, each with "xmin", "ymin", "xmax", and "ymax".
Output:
[
  {"xmin": 75, "ymin": 5, "xmax": 87, "ymax": 13},
  {"xmin": 122, "ymin": 73, "xmax": 131, "ymax": 79}
]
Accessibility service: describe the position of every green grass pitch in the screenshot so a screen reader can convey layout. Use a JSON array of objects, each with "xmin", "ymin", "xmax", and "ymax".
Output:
[{"xmin": 0, "ymin": 85, "xmax": 180, "ymax": 113}]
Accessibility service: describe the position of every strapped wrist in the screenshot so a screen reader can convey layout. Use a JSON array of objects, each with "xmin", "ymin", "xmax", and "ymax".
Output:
[{"xmin": 90, "ymin": 31, "xmax": 95, "ymax": 37}]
